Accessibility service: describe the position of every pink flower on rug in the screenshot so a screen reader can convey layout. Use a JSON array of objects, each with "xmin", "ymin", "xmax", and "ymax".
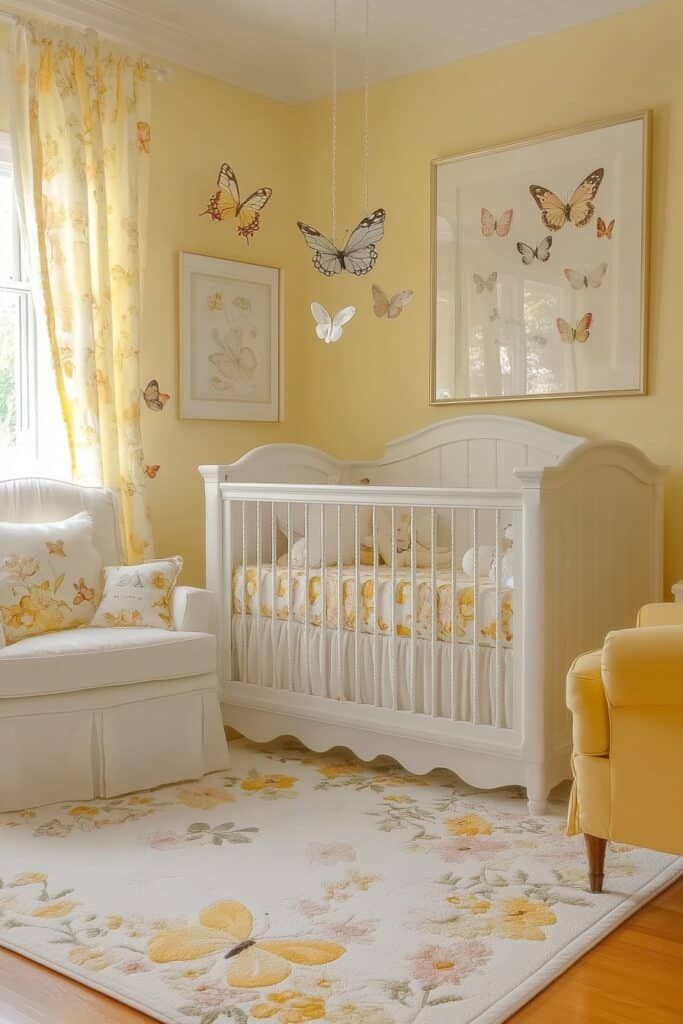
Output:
[
  {"xmin": 33, "ymin": 818, "xmax": 71, "ymax": 838},
  {"xmin": 298, "ymin": 899, "xmax": 329, "ymax": 919},
  {"xmin": 308, "ymin": 842, "xmax": 357, "ymax": 865},
  {"xmin": 146, "ymin": 830, "xmax": 181, "ymax": 851},
  {"xmin": 118, "ymin": 959, "xmax": 151, "ymax": 975},
  {"xmin": 436, "ymin": 836, "xmax": 507, "ymax": 863},
  {"xmin": 324, "ymin": 917, "xmax": 378, "ymax": 942},
  {"xmin": 409, "ymin": 940, "xmax": 491, "ymax": 987},
  {"xmin": 193, "ymin": 983, "xmax": 229, "ymax": 1008}
]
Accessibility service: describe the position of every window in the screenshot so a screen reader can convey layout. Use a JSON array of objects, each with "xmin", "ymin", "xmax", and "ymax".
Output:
[
  {"xmin": 0, "ymin": 134, "xmax": 36, "ymax": 464},
  {"xmin": 0, "ymin": 133, "xmax": 69, "ymax": 478}
]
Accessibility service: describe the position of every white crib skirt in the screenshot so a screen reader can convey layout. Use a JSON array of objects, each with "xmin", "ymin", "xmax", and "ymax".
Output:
[{"xmin": 231, "ymin": 615, "xmax": 513, "ymax": 728}]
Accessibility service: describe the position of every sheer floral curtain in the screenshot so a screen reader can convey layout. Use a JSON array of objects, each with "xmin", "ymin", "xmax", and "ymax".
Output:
[{"xmin": 7, "ymin": 17, "xmax": 155, "ymax": 562}]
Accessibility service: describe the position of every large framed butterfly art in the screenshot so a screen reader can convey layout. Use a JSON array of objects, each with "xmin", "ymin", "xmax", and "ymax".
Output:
[
  {"xmin": 179, "ymin": 253, "xmax": 280, "ymax": 421},
  {"xmin": 431, "ymin": 112, "xmax": 649, "ymax": 403}
]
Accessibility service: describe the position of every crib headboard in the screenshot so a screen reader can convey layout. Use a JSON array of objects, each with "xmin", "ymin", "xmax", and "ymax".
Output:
[{"xmin": 349, "ymin": 416, "xmax": 585, "ymax": 489}]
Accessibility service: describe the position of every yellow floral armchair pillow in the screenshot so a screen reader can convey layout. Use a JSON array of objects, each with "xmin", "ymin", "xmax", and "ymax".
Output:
[
  {"xmin": 0, "ymin": 512, "xmax": 102, "ymax": 646},
  {"xmin": 91, "ymin": 556, "xmax": 183, "ymax": 630}
]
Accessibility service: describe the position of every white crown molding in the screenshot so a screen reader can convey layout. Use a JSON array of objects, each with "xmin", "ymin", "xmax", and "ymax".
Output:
[{"xmin": 0, "ymin": 0, "xmax": 656, "ymax": 104}]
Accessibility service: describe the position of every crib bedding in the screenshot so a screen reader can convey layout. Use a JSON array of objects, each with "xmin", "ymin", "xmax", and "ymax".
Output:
[{"xmin": 232, "ymin": 563, "xmax": 514, "ymax": 647}]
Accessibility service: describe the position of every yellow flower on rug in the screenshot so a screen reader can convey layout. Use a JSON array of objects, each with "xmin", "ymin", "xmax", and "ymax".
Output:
[
  {"xmin": 490, "ymin": 897, "xmax": 557, "ymax": 941},
  {"xmin": 148, "ymin": 900, "xmax": 344, "ymax": 988},
  {"xmin": 176, "ymin": 786, "xmax": 234, "ymax": 809},
  {"xmin": 250, "ymin": 989, "xmax": 326, "ymax": 1022},
  {"xmin": 445, "ymin": 813, "xmax": 493, "ymax": 837}
]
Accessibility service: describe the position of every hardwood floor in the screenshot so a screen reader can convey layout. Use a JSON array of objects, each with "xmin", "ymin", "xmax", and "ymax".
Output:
[{"xmin": 0, "ymin": 878, "xmax": 680, "ymax": 1023}]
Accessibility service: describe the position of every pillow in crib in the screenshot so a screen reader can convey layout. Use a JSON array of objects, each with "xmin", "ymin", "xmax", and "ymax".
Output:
[
  {"xmin": 0, "ymin": 511, "xmax": 102, "ymax": 646},
  {"xmin": 91, "ymin": 556, "xmax": 182, "ymax": 629},
  {"xmin": 374, "ymin": 508, "xmax": 452, "ymax": 569},
  {"xmin": 461, "ymin": 545, "xmax": 495, "ymax": 578}
]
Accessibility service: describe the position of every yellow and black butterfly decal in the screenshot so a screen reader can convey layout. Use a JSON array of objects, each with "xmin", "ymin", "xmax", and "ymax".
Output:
[{"xmin": 202, "ymin": 163, "xmax": 272, "ymax": 241}]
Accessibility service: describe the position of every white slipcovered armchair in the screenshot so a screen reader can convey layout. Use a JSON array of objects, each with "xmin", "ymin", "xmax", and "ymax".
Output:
[{"xmin": 0, "ymin": 478, "xmax": 229, "ymax": 812}]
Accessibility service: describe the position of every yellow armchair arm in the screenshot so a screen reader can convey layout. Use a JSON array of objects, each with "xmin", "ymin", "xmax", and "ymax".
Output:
[
  {"xmin": 637, "ymin": 603, "xmax": 683, "ymax": 627},
  {"xmin": 602, "ymin": 625, "xmax": 683, "ymax": 707},
  {"xmin": 566, "ymin": 650, "xmax": 609, "ymax": 755}
]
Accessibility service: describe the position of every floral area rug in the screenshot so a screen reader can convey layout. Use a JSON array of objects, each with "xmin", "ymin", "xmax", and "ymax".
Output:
[{"xmin": 0, "ymin": 739, "xmax": 680, "ymax": 1024}]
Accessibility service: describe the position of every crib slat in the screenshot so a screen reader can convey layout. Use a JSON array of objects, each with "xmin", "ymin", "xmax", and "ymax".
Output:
[
  {"xmin": 337, "ymin": 504, "xmax": 343, "ymax": 699},
  {"xmin": 450, "ymin": 507, "xmax": 457, "ymax": 721},
  {"xmin": 410, "ymin": 506, "xmax": 416, "ymax": 714},
  {"xmin": 372, "ymin": 505, "xmax": 379, "ymax": 708},
  {"xmin": 471, "ymin": 507, "xmax": 480, "ymax": 725},
  {"xmin": 241, "ymin": 501, "xmax": 248, "ymax": 683},
  {"xmin": 390, "ymin": 506, "xmax": 397, "ymax": 711},
  {"xmin": 287, "ymin": 502, "xmax": 293, "ymax": 693},
  {"xmin": 304, "ymin": 502, "xmax": 310, "ymax": 696},
  {"xmin": 494, "ymin": 509, "xmax": 503, "ymax": 729},
  {"xmin": 255, "ymin": 501, "xmax": 262, "ymax": 687},
  {"xmin": 320, "ymin": 503, "xmax": 327, "ymax": 700},
  {"xmin": 271, "ymin": 501, "xmax": 277, "ymax": 690},
  {"xmin": 430, "ymin": 506, "xmax": 437, "ymax": 717},
  {"xmin": 354, "ymin": 504, "xmax": 360, "ymax": 704}
]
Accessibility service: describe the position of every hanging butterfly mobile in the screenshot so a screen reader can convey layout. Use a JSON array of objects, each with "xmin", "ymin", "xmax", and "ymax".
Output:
[{"xmin": 298, "ymin": 209, "xmax": 386, "ymax": 277}]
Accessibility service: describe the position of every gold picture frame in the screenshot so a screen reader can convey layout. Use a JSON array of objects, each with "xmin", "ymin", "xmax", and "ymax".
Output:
[{"xmin": 430, "ymin": 111, "xmax": 651, "ymax": 405}]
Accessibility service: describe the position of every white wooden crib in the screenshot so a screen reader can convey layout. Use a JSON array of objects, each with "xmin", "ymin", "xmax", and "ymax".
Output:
[{"xmin": 201, "ymin": 415, "xmax": 664, "ymax": 813}]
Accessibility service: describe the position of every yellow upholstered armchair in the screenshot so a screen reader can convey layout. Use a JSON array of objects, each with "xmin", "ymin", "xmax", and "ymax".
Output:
[{"xmin": 566, "ymin": 603, "xmax": 683, "ymax": 892}]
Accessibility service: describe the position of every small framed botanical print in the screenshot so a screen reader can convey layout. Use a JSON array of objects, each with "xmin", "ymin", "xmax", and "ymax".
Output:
[
  {"xmin": 431, "ymin": 112, "xmax": 649, "ymax": 403},
  {"xmin": 180, "ymin": 252, "xmax": 281, "ymax": 420}
]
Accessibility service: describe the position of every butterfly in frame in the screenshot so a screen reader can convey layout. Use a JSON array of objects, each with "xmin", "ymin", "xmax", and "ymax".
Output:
[
  {"xmin": 147, "ymin": 899, "xmax": 345, "ymax": 988},
  {"xmin": 597, "ymin": 216, "xmax": 616, "ymax": 239},
  {"xmin": 481, "ymin": 208, "xmax": 513, "ymax": 238},
  {"xmin": 310, "ymin": 303, "xmax": 356, "ymax": 343},
  {"xmin": 297, "ymin": 209, "xmax": 385, "ymax": 277},
  {"xmin": 142, "ymin": 380, "xmax": 170, "ymax": 412},
  {"xmin": 202, "ymin": 163, "xmax": 272, "ymax": 241},
  {"xmin": 516, "ymin": 236, "xmax": 552, "ymax": 264},
  {"xmin": 473, "ymin": 271, "xmax": 498, "ymax": 293},
  {"xmin": 372, "ymin": 284, "xmax": 414, "ymax": 319},
  {"xmin": 557, "ymin": 312, "xmax": 593, "ymax": 344},
  {"xmin": 209, "ymin": 345, "xmax": 258, "ymax": 386},
  {"xmin": 564, "ymin": 262, "xmax": 608, "ymax": 290},
  {"xmin": 529, "ymin": 168, "xmax": 604, "ymax": 231}
]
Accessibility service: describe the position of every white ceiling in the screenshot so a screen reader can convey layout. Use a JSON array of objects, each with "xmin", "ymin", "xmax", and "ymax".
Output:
[{"xmin": 6, "ymin": 0, "xmax": 654, "ymax": 102}]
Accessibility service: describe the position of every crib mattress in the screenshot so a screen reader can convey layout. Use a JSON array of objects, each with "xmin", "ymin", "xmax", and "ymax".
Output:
[{"xmin": 232, "ymin": 563, "xmax": 513, "ymax": 647}]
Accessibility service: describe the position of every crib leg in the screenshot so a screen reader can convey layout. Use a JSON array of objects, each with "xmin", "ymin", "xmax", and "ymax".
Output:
[{"xmin": 525, "ymin": 765, "xmax": 551, "ymax": 816}]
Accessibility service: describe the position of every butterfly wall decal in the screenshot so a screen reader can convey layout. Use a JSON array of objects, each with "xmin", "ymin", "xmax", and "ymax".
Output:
[
  {"xmin": 557, "ymin": 313, "xmax": 593, "ymax": 344},
  {"xmin": 310, "ymin": 303, "xmax": 356, "ymax": 343},
  {"xmin": 147, "ymin": 899, "xmax": 345, "ymax": 988},
  {"xmin": 564, "ymin": 263, "xmax": 608, "ymax": 290},
  {"xmin": 481, "ymin": 208, "xmax": 513, "ymax": 238},
  {"xmin": 372, "ymin": 284, "xmax": 414, "ymax": 319},
  {"xmin": 209, "ymin": 346, "xmax": 258, "ymax": 387},
  {"xmin": 142, "ymin": 380, "xmax": 170, "ymax": 412},
  {"xmin": 297, "ymin": 209, "xmax": 385, "ymax": 277},
  {"xmin": 473, "ymin": 271, "xmax": 498, "ymax": 294},
  {"xmin": 597, "ymin": 217, "xmax": 616, "ymax": 239},
  {"xmin": 529, "ymin": 168, "xmax": 604, "ymax": 231},
  {"xmin": 202, "ymin": 163, "xmax": 272, "ymax": 241},
  {"xmin": 144, "ymin": 465, "xmax": 160, "ymax": 478},
  {"xmin": 516, "ymin": 236, "xmax": 552, "ymax": 264}
]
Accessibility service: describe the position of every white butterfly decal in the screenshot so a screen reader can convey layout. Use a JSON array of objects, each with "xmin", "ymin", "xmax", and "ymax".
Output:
[
  {"xmin": 473, "ymin": 271, "xmax": 497, "ymax": 294},
  {"xmin": 516, "ymin": 236, "xmax": 552, "ymax": 265},
  {"xmin": 310, "ymin": 302, "xmax": 356, "ymax": 344},
  {"xmin": 564, "ymin": 262, "xmax": 608, "ymax": 290},
  {"xmin": 372, "ymin": 284, "xmax": 414, "ymax": 319},
  {"xmin": 297, "ymin": 209, "xmax": 385, "ymax": 277}
]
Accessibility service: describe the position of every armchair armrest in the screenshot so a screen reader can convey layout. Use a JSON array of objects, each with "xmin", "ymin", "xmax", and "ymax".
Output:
[
  {"xmin": 566, "ymin": 650, "xmax": 609, "ymax": 755},
  {"xmin": 637, "ymin": 603, "xmax": 683, "ymax": 627},
  {"xmin": 172, "ymin": 586, "xmax": 215, "ymax": 633},
  {"xmin": 602, "ymin": 625, "xmax": 683, "ymax": 707}
]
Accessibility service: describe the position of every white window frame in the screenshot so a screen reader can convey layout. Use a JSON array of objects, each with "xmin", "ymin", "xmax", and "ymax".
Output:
[{"xmin": 0, "ymin": 132, "xmax": 38, "ymax": 473}]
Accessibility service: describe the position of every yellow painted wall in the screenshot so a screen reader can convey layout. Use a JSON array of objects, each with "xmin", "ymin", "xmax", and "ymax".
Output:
[{"xmin": 289, "ymin": 0, "xmax": 683, "ymax": 595}]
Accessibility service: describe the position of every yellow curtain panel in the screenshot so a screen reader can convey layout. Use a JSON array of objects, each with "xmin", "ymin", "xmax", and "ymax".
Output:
[{"xmin": 8, "ymin": 18, "xmax": 155, "ymax": 562}]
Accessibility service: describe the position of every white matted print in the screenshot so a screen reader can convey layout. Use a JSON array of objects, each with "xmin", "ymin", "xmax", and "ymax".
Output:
[
  {"xmin": 431, "ymin": 113, "xmax": 649, "ymax": 403},
  {"xmin": 180, "ymin": 253, "xmax": 280, "ymax": 420}
]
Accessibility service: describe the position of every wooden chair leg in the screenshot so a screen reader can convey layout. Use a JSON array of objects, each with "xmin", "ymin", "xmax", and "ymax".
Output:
[{"xmin": 584, "ymin": 834, "xmax": 607, "ymax": 893}]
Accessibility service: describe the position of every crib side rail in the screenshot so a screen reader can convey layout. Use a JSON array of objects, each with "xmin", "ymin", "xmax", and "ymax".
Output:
[{"xmin": 209, "ymin": 480, "xmax": 539, "ymax": 737}]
